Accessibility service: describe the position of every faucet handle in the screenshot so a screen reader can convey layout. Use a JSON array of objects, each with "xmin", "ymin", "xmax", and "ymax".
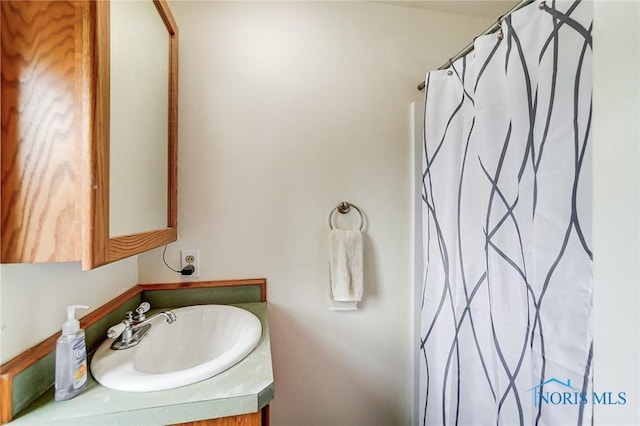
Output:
[
  {"xmin": 107, "ymin": 322, "xmax": 126, "ymax": 339},
  {"xmin": 136, "ymin": 302, "xmax": 150, "ymax": 314},
  {"xmin": 133, "ymin": 302, "xmax": 151, "ymax": 322}
]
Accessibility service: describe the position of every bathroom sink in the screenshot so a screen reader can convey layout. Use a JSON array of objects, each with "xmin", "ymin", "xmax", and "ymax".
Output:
[{"xmin": 90, "ymin": 304, "xmax": 262, "ymax": 392}]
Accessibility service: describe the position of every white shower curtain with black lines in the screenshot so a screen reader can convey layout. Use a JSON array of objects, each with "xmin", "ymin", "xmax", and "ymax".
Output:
[{"xmin": 419, "ymin": 1, "xmax": 592, "ymax": 425}]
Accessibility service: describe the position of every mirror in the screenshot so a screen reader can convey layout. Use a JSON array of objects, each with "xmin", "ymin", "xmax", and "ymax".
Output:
[
  {"xmin": 109, "ymin": 0, "xmax": 169, "ymax": 236},
  {"xmin": 86, "ymin": 0, "xmax": 177, "ymax": 269}
]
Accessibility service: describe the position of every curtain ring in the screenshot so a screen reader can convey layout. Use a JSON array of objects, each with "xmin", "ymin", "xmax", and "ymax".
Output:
[
  {"xmin": 496, "ymin": 18, "xmax": 504, "ymax": 41},
  {"xmin": 446, "ymin": 58, "xmax": 453, "ymax": 76}
]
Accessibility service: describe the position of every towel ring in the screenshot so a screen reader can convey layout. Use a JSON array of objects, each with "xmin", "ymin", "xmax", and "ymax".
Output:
[{"xmin": 328, "ymin": 202, "xmax": 364, "ymax": 231}]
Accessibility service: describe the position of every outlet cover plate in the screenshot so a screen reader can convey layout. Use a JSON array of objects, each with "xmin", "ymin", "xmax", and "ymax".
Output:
[{"xmin": 180, "ymin": 249, "xmax": 199, "ymax": 278}]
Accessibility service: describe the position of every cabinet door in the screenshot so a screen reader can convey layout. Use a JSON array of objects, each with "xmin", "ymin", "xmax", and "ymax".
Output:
[
  {"xmin": 174, "ymin": 410, "xmax": 262, "ymax": 426},
  {"xmin": 1, "ymin": 0, "xmax": 87, "ymax": 264},
  {"xmin": 0, "ymin": 0, "xmax": 178, "ymax": 270}
]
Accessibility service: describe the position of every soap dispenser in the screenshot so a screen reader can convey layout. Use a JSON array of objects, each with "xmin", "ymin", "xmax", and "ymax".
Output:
[{"xmin": 55, "ymin": 304, "xmax": 89, "ymax": 401}]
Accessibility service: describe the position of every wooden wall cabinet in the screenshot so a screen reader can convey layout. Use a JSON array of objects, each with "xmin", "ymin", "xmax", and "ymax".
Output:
[{"xmin": 0, "ymin": 0, "xmax": 178, "ymax": 270}]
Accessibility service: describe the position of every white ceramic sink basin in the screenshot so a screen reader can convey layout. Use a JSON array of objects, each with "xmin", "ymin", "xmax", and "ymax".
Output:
[{"xmin": 90, "ymin": 304, "xmax": 262, "ymax": 392}]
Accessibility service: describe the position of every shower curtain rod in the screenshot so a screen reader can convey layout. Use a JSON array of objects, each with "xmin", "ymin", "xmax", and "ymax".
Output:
[{"xmin": 417, "ymin": 0, "xmax": 535, "ymax": 91}]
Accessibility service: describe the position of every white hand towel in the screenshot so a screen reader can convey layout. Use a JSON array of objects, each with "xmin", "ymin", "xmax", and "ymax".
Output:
[{"xmin": 329, "ymin": 229, "xmax": 363, "ymax": 311}]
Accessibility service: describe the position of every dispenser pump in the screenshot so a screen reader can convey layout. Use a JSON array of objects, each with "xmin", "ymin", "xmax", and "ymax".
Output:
[{"xmin": 62, "ymin": 305, "xmax": 89, "ymax": 336}]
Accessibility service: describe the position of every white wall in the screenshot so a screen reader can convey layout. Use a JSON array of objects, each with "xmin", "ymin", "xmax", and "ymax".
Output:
[
  {"xmin": 0, "ymin": 259, "xmax": 137, "ymax": 363},
  {"xmin": 138, "ymin": 2, "xmax": 491, "ymax": 424},
  {"xmin": 593, "ymin": 1, "xmax": 640, "ymax": 425}
]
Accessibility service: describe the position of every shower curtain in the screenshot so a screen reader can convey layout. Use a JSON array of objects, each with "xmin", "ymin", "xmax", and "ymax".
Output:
[{"xmin": 419, "ymin": 1, "xmax": 592, "ymax": 425}]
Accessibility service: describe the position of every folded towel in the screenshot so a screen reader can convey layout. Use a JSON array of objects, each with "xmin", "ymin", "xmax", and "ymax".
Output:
[{"xmin": 329, "ymin": 229, "xmax": 363, "ymax": 311}]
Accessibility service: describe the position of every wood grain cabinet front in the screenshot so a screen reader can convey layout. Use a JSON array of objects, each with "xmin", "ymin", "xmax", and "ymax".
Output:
[
  {"xmin": 174, "ymin": 408, "xmax": 268, "ymax": 426},
  {"xmin": 0, "ymin": 0, "xmax": 178, "ymax": 270}
]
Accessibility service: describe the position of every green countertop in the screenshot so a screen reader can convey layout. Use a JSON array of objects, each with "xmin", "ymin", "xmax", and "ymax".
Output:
[{"xmin": 8, "ymin": 302, "xmax": 273, "ymax": 426}]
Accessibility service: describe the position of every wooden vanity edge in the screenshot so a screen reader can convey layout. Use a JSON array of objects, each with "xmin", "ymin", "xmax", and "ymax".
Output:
[{"xmin": 0, "ymin": 278, "xmax": 267, "ymax": 424}]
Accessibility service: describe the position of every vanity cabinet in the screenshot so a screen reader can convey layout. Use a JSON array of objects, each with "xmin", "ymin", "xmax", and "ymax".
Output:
[
  {"xmin": 175, "ymin": 409, "xmax": 267, "ymax": 426},
  {"xmin": 0, "ymin": 0, "xmax": 178, "ymax": 270}
]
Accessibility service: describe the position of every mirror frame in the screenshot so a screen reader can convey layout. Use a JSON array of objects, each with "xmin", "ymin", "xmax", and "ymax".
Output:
[{"xmin": 85, "ymin": 0, "xmax": 178, "ymax": 270}]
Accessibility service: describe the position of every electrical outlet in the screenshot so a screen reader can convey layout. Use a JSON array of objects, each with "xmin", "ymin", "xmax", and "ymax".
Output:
[{"xmin": 180, "ymin": 249, "xmax": 200, "ymax": 277}]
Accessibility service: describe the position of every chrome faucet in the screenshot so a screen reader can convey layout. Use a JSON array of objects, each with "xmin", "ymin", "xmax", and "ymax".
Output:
[{"xmin": 107, "ymin": 302, "xmax": 177, "ymax": 350}]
